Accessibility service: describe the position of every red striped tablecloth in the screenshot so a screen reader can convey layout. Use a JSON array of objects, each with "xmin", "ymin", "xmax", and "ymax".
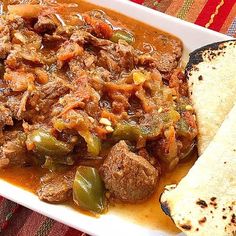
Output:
[{"xmin": 1, "ymin": 0, "xmax": 236, "ymax": 235}]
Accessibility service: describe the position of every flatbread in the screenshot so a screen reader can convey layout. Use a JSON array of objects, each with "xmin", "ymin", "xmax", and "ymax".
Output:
[
  {"xmin": 160, "ymin": 102, "xmax": 236, "ymax": 235},
  {"xmin": 186, "ymin": 40, "xmax": 236, "ymax": 154}
]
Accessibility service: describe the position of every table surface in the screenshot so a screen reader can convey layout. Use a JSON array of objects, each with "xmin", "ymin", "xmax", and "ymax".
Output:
[{"xmin": 1, "ymin": 0, "xmax": 236, "ymax": 235}]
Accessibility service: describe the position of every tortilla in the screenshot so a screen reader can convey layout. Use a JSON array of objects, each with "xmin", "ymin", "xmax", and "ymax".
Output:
[
  {"xmin": 160, "ymin": 101, "xmax": 236, "ymax": 235},
  {"xmin": 186, "ymin": 40, "xmax": 236, "ymax": 154}
]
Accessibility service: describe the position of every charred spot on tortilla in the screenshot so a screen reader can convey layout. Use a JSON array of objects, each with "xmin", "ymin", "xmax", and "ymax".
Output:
[
  {"xmin": 196, "ymin": 199, "xmax": 208, "ymax": 208},
  {"xmin": 198, "ymin": 75, "xmax": 203, "ymax": 81},
  {"xmin": 159, "ymin": 184, "xmax": 176, "ymax": 217},
  {"xmin": 198, "ymin": 217, "xmax": 207, "ymax": 224},
  {"xmin": 180, "ymin": 224, "xmax": 192, "ymax": 231},
  {"xmin": 232, "ymin": 214, "xmax": 236, "ymax": 224},
  {"xmin": 186, "ymin": 40, "xmax": 236, "ymax": 73},
  {"xmin": 160, "ymin": 200, "xmax": 171, "ymax": 217},
  {"xmin": 210, "ymin": 201, "xmax": 218, "ymax": 208}
]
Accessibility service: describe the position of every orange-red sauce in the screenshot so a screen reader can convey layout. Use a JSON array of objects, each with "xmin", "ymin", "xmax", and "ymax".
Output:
[{"xmin": 0, "ymin": 154, "xmax": 197, "ymax": 233}]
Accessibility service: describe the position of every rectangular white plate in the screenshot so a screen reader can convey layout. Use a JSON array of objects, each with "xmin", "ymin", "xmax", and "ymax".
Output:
[{"xmin": 0, "ymin": 0, "xmax": 232, "ymax": 235}]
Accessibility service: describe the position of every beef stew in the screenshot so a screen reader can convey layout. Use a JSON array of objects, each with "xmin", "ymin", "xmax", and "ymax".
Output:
[{"xmin": 0, "ymin": 0, "xmax": 197, "ymax": 224}]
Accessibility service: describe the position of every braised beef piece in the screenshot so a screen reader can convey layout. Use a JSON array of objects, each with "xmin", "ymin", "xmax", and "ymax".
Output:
[
  {"xmin": 154, "ymin": 52, "xmax": 179, "ymax": 73},
  {"xmin": 43, "ymin": 33, "xmax": 67, "ymax": 47},
  {"xmin": 0, "ymin": 131, "xmax": 28, "ymax": 168},
  {"xmin": 25, "ymin": 77, "xmax": 71, "ymax": 119},
  {"xmin": 0, "ymin": 104, "xmax": 13, "ymax": 129},
  {"xmin": 156, "ymin": 36, "xmax": 182, "ymax": 74},
  {"xmin": 37, "ymin": 168, "xmax": 76, "ymax": 203},
  {"xmin": 96, "ymin": 41, "xmax": 137, "ymax": 74},
  {"xmin": 70, "ymin": 30, "xmax": 113, "ymax": 47},
  {"xmin": 0, "ymin": 14, "xmax": 38, "ymax": 60},
  {"xmin": 34, "ymin": 16, "xmax": 57, "ymax": 34},
  {"xmin": 0, "ymin": 14, "xmax": 24, "ymax": 59},
  {"xmin": 69, "ymin": 52, "xmax": 97, "ymax": 73},
  {"xmin": 5, "ymin": 77, "xmax": 71, "ymax": 122},
  {"xmin": 54, "ymin": 25, "xmax": 76, "ymax": 39},
  {"xmin": 100, "ymin": 141, "xmax": 159, "ymax": 202},
  {"xmin": 0, "ymin": 18, "xmax": 11, "ymax": 59},
  {"xmin": 138, "ymin": 37, "xmax": 182, "ymax": 78}
]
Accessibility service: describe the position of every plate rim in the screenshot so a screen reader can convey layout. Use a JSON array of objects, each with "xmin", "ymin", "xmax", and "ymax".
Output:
[{"xmin": 0, "ymin": 1, "xmax": 232, "ymax": 235}]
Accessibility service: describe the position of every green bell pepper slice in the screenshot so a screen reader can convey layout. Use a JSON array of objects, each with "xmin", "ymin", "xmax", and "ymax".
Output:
[
  {"xmin": 73, "ymin": 166, "xmax": 105, "ymax": 214},
  {"xmin": 110, "ymin": 30, "xmax": 134, "ymax": 44},
  {"xmin": 28, "ymin": 129, "xmax": 72, "ymax": 158}
]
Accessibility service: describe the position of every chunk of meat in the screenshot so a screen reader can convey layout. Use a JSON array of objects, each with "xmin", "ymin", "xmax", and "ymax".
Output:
[
  {"xmin": 108, "ymin": 90, "xmax": 131, "ymax": 114},
  {"xmin": 0, "ymin": 130, "xmax": 20, "ymax": 144},
  {"xmin": 138, "ymin": 37, "xmax": 182, "ymax": 76},
  {"xmin": 55, "ymin": 25, "xmax": 75, "ymax": 39},
  {"xmin": 100, "ymin": 141, "xmax": 159, "ymax": 202},
  {"xmin": 34, "ymin": 15, "xmax": 57, "ymax": 34},
  {"xmin": 0, "ymin": 15, "xmax": 24, "ymax": 59},
  {"xmin": 70, "ymin": 30, "xmax": 112, "ymax": 48},
  {"xmin": 169, "ymin": 69, "xmax": 188, "ymax": 97},
  {"xmin": 5, "ymin": 77, "xmax": 71, "ymax": 122},
  {"xmin": 0, "ymin": 18, "xmax": 11, "ymax": 59},
  {"xmin": 37, "ymin": 169, "xmax": 76, "ymax": 203},
  {"xmin": 97, "ymin": 50, "xmax": 119, "ymax": 72},
  {"xmin": 35, "ymin": 77, "xmax": 71, "ymax": 100},
  {"xmin": 27, "ymin": 77, "xmax": 71, "ymax": 121},
  {"xmin": 138, "ymin": 52, "xmax": 178, "ymax": 74},
  {"xmin": 115, "ymin": 40, "xmax": 137, "ymax": 70},
  {"xmin": 0, "ymin": 104, "xmax": 13, "ymax": 129},
  {"xmin": 68, "ymin": 51, "xmax": 97, "ymax": 74},
  {"xmin": 0, "ymin": 131, "xmax": 27, "ymax": 168},
  {"xmin": 155, "ymin": 53, "xmax": 179, "ymax": 73},
  {"xmin": 43, "ymin": 33, "xmax": 66, "ymax": 47},
  {"xmin": 97, "ymin": 40, "xmax": 137, "ymax": 74}
]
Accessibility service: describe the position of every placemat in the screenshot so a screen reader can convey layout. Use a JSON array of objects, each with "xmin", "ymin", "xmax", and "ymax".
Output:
[{"xmin": 1, "ymin": 0, "xmax": 236, "ymax": 235}]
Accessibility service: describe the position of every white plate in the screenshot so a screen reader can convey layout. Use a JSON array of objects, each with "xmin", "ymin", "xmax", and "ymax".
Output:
[{"xmin": 0, "ymin": 0, "xmax": 233, "ymax": 236}]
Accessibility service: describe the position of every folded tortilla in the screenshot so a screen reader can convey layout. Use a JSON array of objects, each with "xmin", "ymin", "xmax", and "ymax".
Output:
[
  {"xmin": 160, "ymin": 95, "xmax": 236, "ymax": 235},
  {"xmin": 186, "ymin": 40, "xmax": 236, "ymax": 154}
]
